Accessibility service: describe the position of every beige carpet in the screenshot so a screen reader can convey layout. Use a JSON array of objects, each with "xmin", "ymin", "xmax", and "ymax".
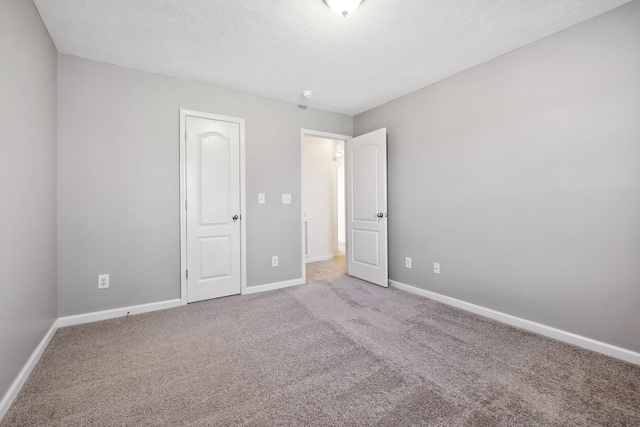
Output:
[{"xmin": 2, "ymin": 257, "xmax": 639, "ymax": 426}]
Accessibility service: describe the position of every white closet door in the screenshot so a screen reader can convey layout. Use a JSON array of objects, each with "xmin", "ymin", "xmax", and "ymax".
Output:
[{"xmin": 186, "ymin": 116, "xmax": 241, "ymax": 302}]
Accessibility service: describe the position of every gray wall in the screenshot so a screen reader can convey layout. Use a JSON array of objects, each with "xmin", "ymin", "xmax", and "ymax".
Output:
[
  {"xmin": 355, "ymin": 1, "xmax": 640, "ymax": 353},
  {"xmin": 57, "ymin": 54, "xmax": 352, "ymax": 316},
  {"xmin": 0, "ymin": 0, "xmax": 57, "ymax": 402}
]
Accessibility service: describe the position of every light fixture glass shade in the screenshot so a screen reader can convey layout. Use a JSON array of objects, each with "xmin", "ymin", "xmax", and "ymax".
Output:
[{"xmin": 324, "ymin": 0, "xmax": 364, "ymax": 17}]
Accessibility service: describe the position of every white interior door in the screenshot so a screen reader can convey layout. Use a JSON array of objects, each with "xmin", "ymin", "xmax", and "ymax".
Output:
[
  {"xmin": 186, "ymin": 116, "xmax": 241, "ymax": 302},
  {"xmin": 346, "ymin": 128, "xmax": 388, "ymax": 287}
]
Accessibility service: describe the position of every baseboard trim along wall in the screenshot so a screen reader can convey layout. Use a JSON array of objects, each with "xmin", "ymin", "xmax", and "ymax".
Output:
[
  {"xmin": 1, "ymin": 298, "xmax": 183, "ymax": 421},
  {"xmin": 390, "ymin": 280, "xmax": 640, "ymax": 366},
  {"xmin": 57, "ymin": 299, "xmax": 182, "ymax": 328},
  {"xmin": 305, "ymin": 255, "xmax": 334, "ymax": 264},
  {"xmin": 243, "ymin": 278, "xmax": 305, "ymax": 295},
  {"xmin": 0, "ymin": 321, "xmax": 58, "ymax": 421}
]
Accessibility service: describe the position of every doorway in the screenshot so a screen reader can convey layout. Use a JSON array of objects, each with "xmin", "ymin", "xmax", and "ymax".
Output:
[
  {"xmin": 301, "ymin": 128, "xmax": 389, "ymax": 287},
  {"xmin": 300, "ymin": 129, "xmax": 351, "ymax": 283}
]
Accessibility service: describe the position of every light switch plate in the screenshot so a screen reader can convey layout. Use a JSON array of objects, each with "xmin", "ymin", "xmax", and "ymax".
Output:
[
  {"xmin": 282, "ymin": 194, "xmax": 292, "ymax": 204},
  {"xmin": 258, "ymin": 193, "xmax": 265, "ymax": 204}
]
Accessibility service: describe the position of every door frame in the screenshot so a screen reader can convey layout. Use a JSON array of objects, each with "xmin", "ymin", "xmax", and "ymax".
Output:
[
  {"xmin": 300, "ymin": 129, "xmax": 352, "ymax": 283},
  {"xmin": 180, "ymin": 109, "xmax": 247, "ymax": 305}
]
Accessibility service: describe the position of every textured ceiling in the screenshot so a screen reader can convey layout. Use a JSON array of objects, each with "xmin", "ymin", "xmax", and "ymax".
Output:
[{"xmin": 33, "ymin": 0, "xmax": 632, "ymax": 116}]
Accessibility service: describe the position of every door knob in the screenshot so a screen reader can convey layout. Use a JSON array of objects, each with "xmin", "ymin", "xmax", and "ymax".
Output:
[
  {"xmin": 376, "ymin": 212, "xmax": 384, "ymax": 218},
  {"xmin": 232, "ymin": 215, "xmax": 239, "ymax": 220}
]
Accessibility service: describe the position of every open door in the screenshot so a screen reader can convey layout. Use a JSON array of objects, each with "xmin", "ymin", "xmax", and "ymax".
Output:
[{"xmin": 346, "ymin": 128, "xmax": 388, "ymax": 287}]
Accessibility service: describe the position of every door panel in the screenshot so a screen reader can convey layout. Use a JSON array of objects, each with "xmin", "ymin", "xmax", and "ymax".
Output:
[
  {"xmin": 200, "ymin": 134, "xmax": 230, "ymax": 225},
  {"xmin": 200, "ymin": 237, "xmax": 231, "ymax": 279},
  {"xmin": 346, "ymin": 128, "xmax": 388, "ymax": 287},
  {"xmin": 187, "ymin": 116, "xmax": 241, "ymax": 302},
  {"xmin": 352, "ymin": 229, "xmax": 379, "ymax": 266},
  {"xmin": 352, "ymin": 145, "xmax": 378, "ymax": 221}
]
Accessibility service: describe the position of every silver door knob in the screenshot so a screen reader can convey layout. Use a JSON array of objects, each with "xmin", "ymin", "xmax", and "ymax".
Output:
[
  {"xmin": 232, "ymin": 215, "xmax": 239, "ymax": 220},
  {"xmin": 376, "ymin": 212, "xmax": 384, "ymax": 218}
]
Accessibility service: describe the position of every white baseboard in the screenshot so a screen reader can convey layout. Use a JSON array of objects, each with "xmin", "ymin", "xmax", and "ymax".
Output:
[
  {"xmin": 0, "ymin": 320, "xmax": 58, "ymax": 421},
  {"xmin": 305, "ymin": 255, "xmax": 334, "ymax": 264},
  {"xmin": 390, "ymin": 280, "xmax": 640, "ymax": 366},
  {"xmin": 1, "ymin": 298, "xmax": 184, "ymax": 422},
  {"xmin": 57, "ymin": 299, "xmax": 182, "ymax": 328},
  {"xmin": 243, "ymin": 278, "xmax": 305, "ymax": 295}
]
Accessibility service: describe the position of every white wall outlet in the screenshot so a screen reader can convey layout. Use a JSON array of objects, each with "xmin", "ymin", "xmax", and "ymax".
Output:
[
  {"xmin": 272, "ymin": 256, "xmax": 279, "ymax": 267},
  {"xmin": 258, "ymin": 193, "xmax": 265, "ymax": 204},
  {"xmin": 98, "ymin": 274, "xmax": 110, "ymax": 289},
  {"xmin": 282, "ymin": 194, "xmax": 292, "ymax": 204},
  {"xmin": 405, "ymin": 257, "xmax": 412, "ymax": 268},
  {"xmin": 434, "ymin": 263, "xmax": 440, "ymax": 274}
]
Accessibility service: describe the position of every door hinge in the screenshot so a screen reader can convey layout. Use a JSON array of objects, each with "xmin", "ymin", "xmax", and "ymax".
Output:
[
  {"xmin": 185, "ymin": 200, "xmax": 187, "ymax": 210},
  {"xmin": 185, "ymin": 130, "xmax": 187, "ymax": 141},
  {"xmin": 186, "ymin": 270, "xmax": 188, "ymax": 279}
]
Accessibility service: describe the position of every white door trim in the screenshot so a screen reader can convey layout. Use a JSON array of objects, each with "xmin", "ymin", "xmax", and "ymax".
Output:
[
  {"xmin": 180, "ymin": 109, "xmax": 246, "ymax": 305},
  {"xmin": 300, "ymin": 129, "xmax": 352, "ymax": 284}
]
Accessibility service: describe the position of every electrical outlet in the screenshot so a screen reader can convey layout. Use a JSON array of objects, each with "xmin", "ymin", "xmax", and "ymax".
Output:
[
  {"xmin": 405, "ymin": 257, "xmax": 412, "ymax": 268},
  {"xmin": 282, "ymin": 194, "xmax": 291, "ymax": 204},
  {"xmin": 272, "ymin": 256, "xmax": 279, "ymax": 267},
  {"xmin": 433, "ymin": 263, "xmax": 440, "ymax": 274},
  {"xmin": 98, "ymin": 274, "xmax": 110, "ymax": 289}
]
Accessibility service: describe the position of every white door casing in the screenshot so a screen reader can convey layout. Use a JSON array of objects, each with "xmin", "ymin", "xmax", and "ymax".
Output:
[
  {"xmin": 346, "ymin": 128, "xmax": 388, "ymax": 287},
  {"xmin": 180, "ymin": 110, "xmax": 245, "ymax": 304}
]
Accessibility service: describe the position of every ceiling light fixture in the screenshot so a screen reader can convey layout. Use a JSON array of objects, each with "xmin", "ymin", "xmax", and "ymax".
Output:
[
  {"xmin": 324, "ymin": 0, "xmax": 364, "ymax": 17},
  {"xmin": 302, "ymin": 90, "xmax": 313, "ymax": 98}
]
